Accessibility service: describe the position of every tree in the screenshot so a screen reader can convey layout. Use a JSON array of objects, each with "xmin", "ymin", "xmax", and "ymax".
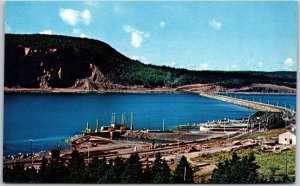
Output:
[
  {"xmin": 106, "ymin": 156, "xmax": 125, "ymax": 183},
  {"xmin": 151, "ymin": 152, "xmax": 170, "ymax": 183},
  {"xmin": 143, "ymin": 158, "xmax": 153, "ymax": 183},
  {"xmin": 209, "ymin": 152, "xmax": 260, "ymax": 184},
  {"xmin": 171, "ymin": 155, "xmax": 194, "ymax": 183},
  {"xmin": 122, "ymin": 153, "xmax": 143, "ymax": 183},
  {"xmin": 96, "ymin": 157, "xmax": 109, "ymax": 183},
  {"xmin": 37, "ymin": 157, "xmax": 48, "ymax": 182},
  {"xmin": 85, "ymin": 157, "xmax": 100, "ymax": 183},
  {"xmin": 67, "ymin": 149, "xmax": 86, "ymax": 183}
]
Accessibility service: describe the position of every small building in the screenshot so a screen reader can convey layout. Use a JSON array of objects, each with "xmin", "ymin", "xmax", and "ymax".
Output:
[{"xmin": 279, "ymin": 130, "xmax": 296, "ymax": 145}]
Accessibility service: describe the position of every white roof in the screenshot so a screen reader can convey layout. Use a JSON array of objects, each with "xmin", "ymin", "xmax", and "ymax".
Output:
[{"xmin": 279, "ymin": 131, "xmax": 296, "ymax": 137}]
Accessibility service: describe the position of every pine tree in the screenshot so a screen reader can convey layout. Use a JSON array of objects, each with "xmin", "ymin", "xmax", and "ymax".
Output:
[
  {"xmin": 67, "ymin": 149, "xmax": 86, "ymax": 183},
  {"xmin": 161, "ymin": 159, "xmax": 171, "ymax": 183},
  {"xmin": 209, "ymin": 152, "xmax": 260, "ymax": 184},
  {"xmin": 37, "ymin": 157, "xmax": 48, "ymax": 182},
  {"xmin": 151, "ymin": 152, "xmax": 171, "ymax": 183},
  {"xmin": 97, "ymin": 157, "xmax": 109, "ymax": 183},
  {"xmin": 85, "ymin": 157, "xmax": 100, "ymax": 183},
  {"xmin": 122, "ymin": 153, "xmax": 143, "ymax": 183},
  {"xmin": 107, "ymin": 156, "xmax": 125, "ymax": 183},
  {"xmin": 143, "ymin": 158, "xmax": 153, "ymax": 183},
  {"xmin": 171, "ymin": 155, "xmax": 194, "ymax": 183}
]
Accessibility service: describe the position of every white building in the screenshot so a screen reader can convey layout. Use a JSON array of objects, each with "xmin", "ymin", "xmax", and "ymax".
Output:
[{"xmin": 279, "ymin": 130, "xmax": 296, "ymax": 145}]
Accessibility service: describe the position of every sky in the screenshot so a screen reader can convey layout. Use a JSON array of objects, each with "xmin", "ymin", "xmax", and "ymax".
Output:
[{"xmin": 5, "ymin": 1, "xmax": 298, "ymax": 71}]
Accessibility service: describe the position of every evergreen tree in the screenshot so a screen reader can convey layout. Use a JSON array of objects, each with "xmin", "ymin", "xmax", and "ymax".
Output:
[
  {"xmin": 106, "ymin": 156, "xmax": 125, "ymax": 183},
  {"xmin": 143, "ymin": 158, "xmax": 153, "ymax": 183},
  {"xmin": 41, "ymin": 155, "xmax": 69, "ymax": 183},
  {"xmin": 85, "ymin": 157, "xmax": 100, "ymax": 183},
  {"xmin": 96, "ymin": 157, "xmax": 109, "ymax": 183},
  {"xmin": 171, "ymin": 155, "xmax": 194, "ymax": 183},
  {"xmin": 209, "ymin": 152, "xmax": 260, "ymax": 184},
  {"xmin": 37, "ymin": 157, "xmax": 48, "ymax": 182},
  {"xmin": 122, "ymin": 153, "xmax": 143, "ymax": 183},
  {"xmin": 151, "ymin": 152, "xmax": 170, "ymax": 183},
  {"xmin": 67, "ymin": 149, "xmax": 86, "ymax": 183}
]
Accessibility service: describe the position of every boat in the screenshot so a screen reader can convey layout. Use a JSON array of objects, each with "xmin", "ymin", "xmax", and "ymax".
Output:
[{"xmin": 82, "ymin": 112, "xmax": 134, "ymax": 138}]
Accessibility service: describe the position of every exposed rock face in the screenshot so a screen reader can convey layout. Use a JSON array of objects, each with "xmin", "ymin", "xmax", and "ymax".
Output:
[
  {"xmin": 5, "ymin": 46, "xmax": 117, "ymax": 90},
  {"xmin": 73, "ymin": 64, "xmax": 115, "ymax": 90}
]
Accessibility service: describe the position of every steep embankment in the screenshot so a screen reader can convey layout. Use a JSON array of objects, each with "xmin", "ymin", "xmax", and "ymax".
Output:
[{"xmin": 5, "ymin": 34, "xmax": 297, "ymax": 93}]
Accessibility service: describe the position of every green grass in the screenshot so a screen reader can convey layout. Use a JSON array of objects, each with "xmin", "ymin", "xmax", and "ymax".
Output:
[
  {"xmin": 240, "ymin": 128, "xmax": 289, "ymax": 140},
  {"xmin": 255, "ymin": 148, "xmax": 296, "ymax": 177},
  {"xmin": 191, "ymin": 147, "xmax": 296, "ymax": 180}
]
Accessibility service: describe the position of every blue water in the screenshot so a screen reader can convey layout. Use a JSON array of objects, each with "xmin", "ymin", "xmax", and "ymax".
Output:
[{"xmin": 3, "ymin": 93, "xmax": 295, "ymax": 156}]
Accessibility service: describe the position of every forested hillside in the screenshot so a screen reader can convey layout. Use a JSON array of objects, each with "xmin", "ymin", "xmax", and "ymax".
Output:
[{"xmin": 4, "ymin": 34, "xmax": 296, "ymax": 90}]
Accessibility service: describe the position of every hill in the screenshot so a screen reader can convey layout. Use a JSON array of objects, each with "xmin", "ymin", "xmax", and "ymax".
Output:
[{"xmin": 4, "ymin": 34, "xmax": 297, "ymax": 93}]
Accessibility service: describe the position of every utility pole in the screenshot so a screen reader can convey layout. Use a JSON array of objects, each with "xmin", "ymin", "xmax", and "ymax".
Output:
[
  {"xmin": 285, "ymin": 150, "xmax": 288, "ymax": 175},
  {"xmin": 162, "ymin": 119, "xmax": 165, "ymax": 131},
  {"xmin": 184, "ymin": 167, "xmax": 186, "ymax": 182},
  {"xmin": 29, "ymin": 139, "xmax": 33, "ymax": 167},
  {"xmin": 87, "ymin": 144, "xmax": 90, "ymax": 163},
  {"xmin": 131, "ymin": 112, "xmax": 134, "ymax": 130},
  {"xmin": 95, "ymin": 118, "xmax": 99, "ymax": 132}
]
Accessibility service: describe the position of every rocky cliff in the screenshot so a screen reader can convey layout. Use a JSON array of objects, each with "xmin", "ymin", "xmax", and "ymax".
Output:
[{"xmin": 5, "ymin": 34, "xmax": 136, "ymax": 90}]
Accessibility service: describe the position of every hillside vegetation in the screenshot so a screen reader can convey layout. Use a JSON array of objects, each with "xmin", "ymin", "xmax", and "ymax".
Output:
[{"xmin": 5, "ymin": 34, "xmax": 296, "ymax": 91}]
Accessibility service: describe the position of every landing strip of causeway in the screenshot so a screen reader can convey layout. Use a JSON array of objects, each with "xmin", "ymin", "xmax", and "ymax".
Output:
[{"xmin": 198, "ymin": 92, "xmax": 295, "ymax": 116}]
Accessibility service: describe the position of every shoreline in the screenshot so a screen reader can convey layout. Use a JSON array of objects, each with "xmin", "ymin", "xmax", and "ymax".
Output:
[{"xmin": 4, "ymin": 88, "xmax": 296, "ymax": 96}]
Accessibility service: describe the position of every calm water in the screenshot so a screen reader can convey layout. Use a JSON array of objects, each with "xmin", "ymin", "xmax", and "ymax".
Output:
[{"xmin": 3, "ymin": 93, "xmax": 295, "ymax": 155}]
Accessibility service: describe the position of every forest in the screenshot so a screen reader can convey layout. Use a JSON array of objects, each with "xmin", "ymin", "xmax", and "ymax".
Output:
[{"xmin": 3, "ymin": 149, "xmax": 293, "ymax": 183}]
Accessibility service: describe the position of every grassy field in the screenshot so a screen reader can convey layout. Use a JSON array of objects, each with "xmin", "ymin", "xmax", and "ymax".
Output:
[
  {"xmin": 255, "ymin": 148, "xmax": 296, "ymax": 178},
  {"xmin": 191, "ymin": 147, "xmax": 296, "ymax": 182},
  {"xmin": 239, "ymin": 128, "xmax": 289, "ymax": 140}
]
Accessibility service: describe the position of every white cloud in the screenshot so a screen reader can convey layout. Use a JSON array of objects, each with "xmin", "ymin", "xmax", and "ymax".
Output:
[
  {"xmin": 199, "ymin": 63, "xmax": 209, "ymax": 70},
  {"xmin": 231, "ymin": 64, "xmax": 238, "ymax": 69},
  {"xmin": 40, "ymin": 30, "xmax": 53, "ymax": 35},
  {"xmin": 123, "ymin": 25, "xmax": 149, "ymax": 48},
  {"xmin": 131, "ymin": 55, "xmax": 151, "ymax": 64},
  {"xmin": 84, "ymin": 0, "xmax": 98, "ymax": 6},
  {"xmin": 72, "ymin": 28, "xmax": 81, "ymax": 35},
  {"xmin": 59, "ymin": 9, "xmax": 78, "ymax": 25},
  {"xmin": 5, "ymin": 22, "xmax": 12, "ymax": 33},
  {"xmin": 258, "ymin": 61, "xmax": 264, "ymax": 68},
  {"xmin": 159, "ymin": 21, "xmax": 166, "ymax": 28},
  {"xmin": 284, "ymin": 58, "xmax": 295, "ymax": 71},
  {"xmin": 123, "ymin": 25, "xmax": 135, "ymax": 33},
  {"xmin": 59, "ymin": 9, "xmax": 91, "ymax": 26},
  {"xmin": 209, "ymin": 19, "xmax": 222, "ymax": 30},
  {"xmin": 80, "ymin": 33, "xmax": 87, "ymax": 38},
  {"xmin": 72, "ymin": 28, "xmax": 88, "ymax": 38},
  {"xmin": 81, "ymin": 9, "xmax": 91, "ymax": 25},
  {"xmin": 131, "ymin": 32, "xmax": 143, "ymax": 48},
  {"xmin": 168, "ymin": 61, "xmax": 178, "ymax": 68}
]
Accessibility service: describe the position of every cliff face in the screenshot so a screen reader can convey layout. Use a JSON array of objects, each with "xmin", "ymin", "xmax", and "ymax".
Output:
[{"xmin": 5, "ymin": 46, "xmax": 91, "ymax": 88}]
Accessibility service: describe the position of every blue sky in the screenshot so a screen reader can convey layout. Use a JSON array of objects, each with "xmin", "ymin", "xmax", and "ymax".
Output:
[{"xmin": 5, "ymin": 1, "xmax": 298, "ymax": 71}]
